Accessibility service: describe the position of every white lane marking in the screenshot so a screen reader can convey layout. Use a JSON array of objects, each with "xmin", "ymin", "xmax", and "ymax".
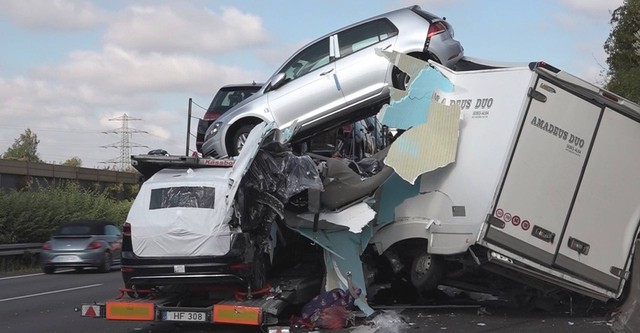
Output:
[
  {"xmin": 0, "ymin": 269, "xmax": 75, "ymax": 281},
  {"xmin": 0, "ymin": 284, "xmax": 103, "ymax": 302},
  {"xmin": 0, "ymin": 273, "xmax": 44, "ymax": 280}
]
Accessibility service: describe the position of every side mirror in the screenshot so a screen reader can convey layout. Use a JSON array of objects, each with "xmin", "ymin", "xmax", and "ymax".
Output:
[{"xmin": 266, "ymin": 73, "xmax": 286, "ymax": 92}]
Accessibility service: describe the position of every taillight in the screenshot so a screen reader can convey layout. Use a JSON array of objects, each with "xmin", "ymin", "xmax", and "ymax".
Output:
[
  {"xmin": 203, "ymin": 113, "xmax": 220, "ymax": 121},
  {"xmin": 87, "ymin": 241, "xmax": 102, "ymax": 250},
  {"xmin": 42, "ymin": 242, "xmax": 51, "ymax": 250},
  {"xmin": 601, "ymin": 90, "xmax": 620, "ymax": 102},
  {"xmin": 230, "ymin": 263, "xmax": 251, "ymax": 270},
  {"xmin": 427, "ymin": 22, "xmax": 447, "ymax": 38},
  {"xmin": 123, "ymin": 222, "xmax": 131, "ymax": 237}
]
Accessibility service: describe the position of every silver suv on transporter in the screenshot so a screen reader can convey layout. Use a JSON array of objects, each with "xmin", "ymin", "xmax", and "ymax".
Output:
[
  {"xmin": 202, "ymin": 5, "xmax": 463, "ymax": 158},
  {"xmin": 195, "ymin": 83, "xmax": 262, "ymax": 154}
]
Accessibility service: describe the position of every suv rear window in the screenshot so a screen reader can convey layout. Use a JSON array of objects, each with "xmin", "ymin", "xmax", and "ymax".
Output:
[
  {"xmin": 207, "ymin": 86, "xmax": 261, "ymax": 115},
  {"xmin": 149, "ymin": 186, "xmax": 215, "ymax": 209}
]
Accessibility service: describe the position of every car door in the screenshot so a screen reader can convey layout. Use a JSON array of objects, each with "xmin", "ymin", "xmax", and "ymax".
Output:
[
  {"xmin": 334, "ymin": 19, "xmax": 398, "ymax": 106},
  {"xmin": 266, "ymin": 36, "xmax": 345, "ymax": 128}
]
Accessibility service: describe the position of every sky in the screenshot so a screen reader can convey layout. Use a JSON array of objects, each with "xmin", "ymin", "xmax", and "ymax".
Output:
[{"xmin": 0, "ymin": 0, "xmax": 624, "ymax": 169}]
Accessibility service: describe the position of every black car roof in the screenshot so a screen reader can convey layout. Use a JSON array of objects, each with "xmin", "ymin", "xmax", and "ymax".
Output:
[{"xmin": 54, "ymin": 220, "xmax": 117, "ymax": 235}]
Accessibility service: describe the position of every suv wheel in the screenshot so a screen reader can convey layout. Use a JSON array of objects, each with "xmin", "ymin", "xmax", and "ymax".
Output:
[{"xmin": 230, "ymin": 124, "xmax": 256, "ymax": 156}]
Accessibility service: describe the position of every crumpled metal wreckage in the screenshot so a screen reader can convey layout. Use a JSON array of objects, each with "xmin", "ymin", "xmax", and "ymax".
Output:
[{"xmin": 234, "ymin": 52, "xmax": 461, "ymax": 318}]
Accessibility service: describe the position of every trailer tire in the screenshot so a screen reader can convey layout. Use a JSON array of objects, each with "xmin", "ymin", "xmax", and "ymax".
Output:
[{"xmin": 410, "ymin": 251, "xmax": 443, "ymax": 292}]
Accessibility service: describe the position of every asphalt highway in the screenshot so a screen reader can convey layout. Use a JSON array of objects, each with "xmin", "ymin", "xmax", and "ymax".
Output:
[{"xmin": 0, "ymin": 268, "xmax": 615, "ymax": 333}]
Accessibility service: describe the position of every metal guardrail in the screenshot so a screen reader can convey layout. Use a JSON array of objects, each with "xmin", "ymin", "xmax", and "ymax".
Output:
[{"xmin": 0, "ymin": 243, "xmax": 42, "ymax": 257}]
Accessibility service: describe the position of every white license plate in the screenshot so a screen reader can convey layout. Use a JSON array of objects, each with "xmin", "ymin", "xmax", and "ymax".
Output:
[
  {"xmin": 54, "ymin": 255, "xmax": 80, "ymax": 262},
  {"xmin": 174, "ymin": 265, "xmax": 185, "ymax": 273},
  {"xmin": 162, "ymin": 311, "xmax": 207, "ymax": 322}
]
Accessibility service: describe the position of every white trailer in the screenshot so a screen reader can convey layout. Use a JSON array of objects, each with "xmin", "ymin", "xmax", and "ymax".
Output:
[{"xmin": 370, "ymin": 56, "xmax": 640, "ymax": 304}]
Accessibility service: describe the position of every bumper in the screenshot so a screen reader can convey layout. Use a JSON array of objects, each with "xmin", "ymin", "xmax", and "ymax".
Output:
[
  {"xmin": 40, "ymin": 250, "xmax": 106, "ymax": 268},
  {"xmin": 121, "ymin": 233, "xmax": 252, "ymax": 286},
  {"xmin": 201, "ymin": 132, "xmax": 227, "ymax": 158},
  {"xmin": 196, "ymin": 119, "xmax": 213, "ymax": 153}
]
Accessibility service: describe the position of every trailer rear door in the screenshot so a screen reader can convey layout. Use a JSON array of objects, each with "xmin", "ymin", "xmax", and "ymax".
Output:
[
  {"xmin": 482, "ymin": 77, "xmax": 600, "ymax": 281},
  {"xmin": 554, "ymin": 107, "xmax": 640, "ymax": 291},
  {"xmin": 485, "ymin": 73, "xmax": 640, "ymax": 292}
]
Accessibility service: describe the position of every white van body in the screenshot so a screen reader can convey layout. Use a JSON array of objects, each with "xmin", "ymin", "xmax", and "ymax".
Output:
[{"xmin": 371, "ymin": 57, "xmax": 640, "ymax": 301}]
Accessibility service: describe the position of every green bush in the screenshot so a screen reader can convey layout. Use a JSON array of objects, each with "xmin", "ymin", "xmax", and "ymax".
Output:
[{"xmin": 0, "ymin": 181, "xmax": 135, "ymax": 244}]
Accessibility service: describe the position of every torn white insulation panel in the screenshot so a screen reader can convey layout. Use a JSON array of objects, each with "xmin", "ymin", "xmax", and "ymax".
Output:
[
  {"xmin": 385, "ymin": 102, "xmax": 461, "ymax": 184},
  {"xmin": 298, "ymin": 202, "xmax": 376, "ymax": 233},
  {"xmin": 377, "ymin": 51, "xmax": 454, "ymax": 130}
]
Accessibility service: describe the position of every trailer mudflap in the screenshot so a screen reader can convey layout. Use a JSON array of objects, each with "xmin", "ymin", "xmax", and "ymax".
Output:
[{"xmin": 611, "ymin": 239, "xmax": 640, "ymax": 333}]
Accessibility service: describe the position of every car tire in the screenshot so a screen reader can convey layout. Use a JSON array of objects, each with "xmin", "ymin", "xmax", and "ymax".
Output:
[
  {"xmin": 42, "ymin": 266, "xmax": 55, "ymax": 274},
  {"xmin": 410, "ymin": 251, "xmax": 443, "ymax": 292},
  {"xmin": 392, "ymin": 66, "xmax": 411, "ymax": 90},
  {"xmin": 98, "ymin": 252, "xmax": 112, "ymax": 273},
  {"xmin": 229, "ymin": 124, "xmax": 256, "ymax": 156}
]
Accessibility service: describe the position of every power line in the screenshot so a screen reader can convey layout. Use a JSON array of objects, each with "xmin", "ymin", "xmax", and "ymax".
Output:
[{"xmin": 191, "ymin": 100, "xmax": 208, "ymax": 112}]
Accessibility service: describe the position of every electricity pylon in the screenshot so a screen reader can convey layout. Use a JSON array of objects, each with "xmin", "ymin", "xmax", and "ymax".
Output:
[{"xmin": 101, "ymin": 114, "xmax": 148, "ymax": 170}]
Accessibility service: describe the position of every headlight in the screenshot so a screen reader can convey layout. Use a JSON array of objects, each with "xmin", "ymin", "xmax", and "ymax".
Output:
[{"xmin": 205, "ymin": 122, "xmax": 222, "ymax": 140}]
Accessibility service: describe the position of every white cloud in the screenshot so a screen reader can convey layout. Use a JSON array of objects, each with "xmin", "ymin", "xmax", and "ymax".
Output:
[
  {"xmin": 0, "ymin": 0, "xmax": 109, "ymax": 30},
  {"xmin": 105, "ymin": 5, "xmax": 269, "ymax": 54},
  {"xmin": 559, "ymin": 0, "xmax": 624, "ymax": 18},
  {"xmin": 34, "ymin": 45, "xmax": 260, "ymax": 96},
  {"xmin": 0, "ymin": 74, "xmax": 188, "ymax": 166},
  {"xmin": 0, "ymin": 41, "xmax": 265, "ymax": 166}
]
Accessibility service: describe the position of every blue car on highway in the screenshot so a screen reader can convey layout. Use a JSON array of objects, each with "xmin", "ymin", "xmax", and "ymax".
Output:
[{"xmin": 40, "ymin": 220, "xmax": 122, "ymax": 274}]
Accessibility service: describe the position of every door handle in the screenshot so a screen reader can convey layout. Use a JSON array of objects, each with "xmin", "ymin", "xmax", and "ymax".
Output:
[
  {"xmin": 320, "ymin": 68, "xmax": 334, "ymax": 76},
  {"xmin": 383, "ymin": 44, "xmax": 392, "ymax": 50}
]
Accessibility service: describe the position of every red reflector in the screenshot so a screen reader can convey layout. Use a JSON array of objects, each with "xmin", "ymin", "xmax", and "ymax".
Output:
[
  {"xmin": 42, "ymin": 242, "xmax": 51, "ymax": 250},
  {"xmin": 427, "ymin": 22, "xmax": 446, "ymax": 38},
  {"xmin": 81, "ymin": 304, "xmax": 103, "ymax": 318}
]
